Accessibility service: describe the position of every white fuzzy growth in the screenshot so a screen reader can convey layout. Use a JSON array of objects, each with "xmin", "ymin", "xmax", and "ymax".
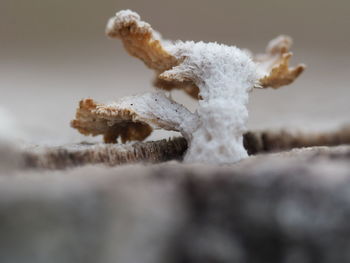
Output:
[{"xmin": 166, "ymin": 42, "xmax": 260, "ymax": 164}]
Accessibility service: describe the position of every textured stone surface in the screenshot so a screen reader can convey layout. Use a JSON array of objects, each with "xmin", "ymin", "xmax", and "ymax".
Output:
[{"xmin": 0, "ymin": 145, "xmax": 350, "ymax": 262}]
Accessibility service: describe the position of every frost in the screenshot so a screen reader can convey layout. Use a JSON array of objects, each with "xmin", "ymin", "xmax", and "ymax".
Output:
[
  {"xmin": 72, "ymin": 10, "xmax": 305, "ymax": 164},
  {"xmin": 161, "ymin": 41, "xmax": 259, "ymax": 163}
]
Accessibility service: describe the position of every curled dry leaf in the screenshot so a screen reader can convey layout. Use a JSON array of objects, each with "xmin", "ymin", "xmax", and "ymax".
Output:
[
  {"xmin": 254, "ymin": 35, "xmax": 306, "ymax": 89},
  {"xmin": 71, "ymin": 98, "xmax": 152, "ymax": 143},
  {"xmin": 71, "ymin": 93, "xmax": 198, "ymax": 143}
]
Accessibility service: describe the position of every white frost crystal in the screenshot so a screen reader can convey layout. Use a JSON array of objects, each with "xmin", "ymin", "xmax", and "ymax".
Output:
[{"xmin": 163, "ymin": 42, "xmax": 260, "ymax": 163}]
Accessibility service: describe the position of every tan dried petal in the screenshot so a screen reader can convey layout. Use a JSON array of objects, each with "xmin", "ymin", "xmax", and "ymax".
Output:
[
  {"xmin": 71, "ymin": 99, "xmax": 152, "ymax": 143},
  {"xmin": 254, "ymin": 35, "xmax": 305, "ymax": 89},
  {"xmin": 106, "ymin": 10, "xmax": 178, "ymax": 72}
]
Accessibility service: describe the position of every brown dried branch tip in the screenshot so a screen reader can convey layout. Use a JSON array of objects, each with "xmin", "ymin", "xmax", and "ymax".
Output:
[{"xmin": 71, "ymin": 9, "xmax": 305, "ymax": 164}]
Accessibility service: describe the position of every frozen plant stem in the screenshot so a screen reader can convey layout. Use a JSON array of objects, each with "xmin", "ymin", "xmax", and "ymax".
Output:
[{"xmin": 72, "ymin": 10, "xmax": 305, "ymax": 164}]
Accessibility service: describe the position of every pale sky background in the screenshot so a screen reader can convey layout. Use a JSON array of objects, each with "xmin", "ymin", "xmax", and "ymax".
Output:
[{"xmin": 0, "ymin": 0, "xmax": 349, "ymax": 144}]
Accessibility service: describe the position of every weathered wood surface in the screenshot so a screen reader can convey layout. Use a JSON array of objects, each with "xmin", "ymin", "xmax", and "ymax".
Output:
[{"xmin": 21, "ymin": 126, "xmax": 350, "ymax": 169}]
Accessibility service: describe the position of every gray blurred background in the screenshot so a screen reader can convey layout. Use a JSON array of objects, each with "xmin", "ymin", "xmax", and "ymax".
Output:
[{"xmin": 0, "ymin": 0, "xmax": 349, "ymax": 144}]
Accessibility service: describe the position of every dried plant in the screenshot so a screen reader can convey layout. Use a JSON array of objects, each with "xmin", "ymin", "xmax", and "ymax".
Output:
[{"xmin": 72, "ymin": 10, "xmax": 305, "ymax": 164}]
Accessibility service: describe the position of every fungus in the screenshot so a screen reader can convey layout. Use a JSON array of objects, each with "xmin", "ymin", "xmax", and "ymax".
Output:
[{"xmin": 71, "ymin": 10, "xmax": 305, "ymax": 164}]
